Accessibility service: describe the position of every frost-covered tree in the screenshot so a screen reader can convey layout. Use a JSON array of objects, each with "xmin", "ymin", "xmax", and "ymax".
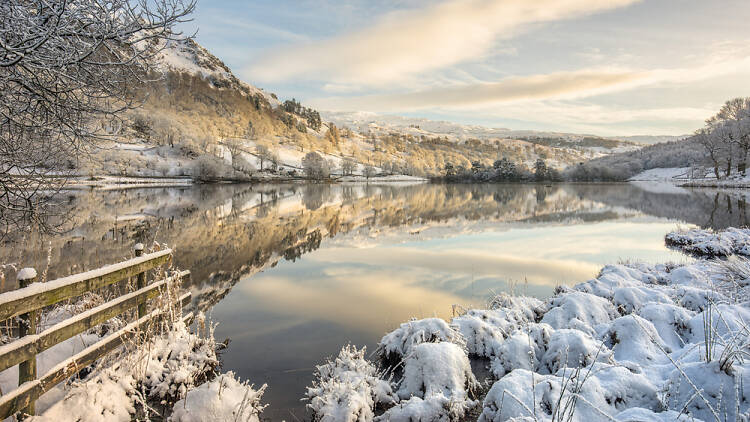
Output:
[
  {"xmin": 363, "ymin": 164, "xmax": 377, "ymax": 179},
  {"xmin": 0, "ymin": 0, "xmax": 195, "ymax": 233},
  {"xmin": 302, "ymin": 152, "xmax": 330, "ymax": 180},
  {"xmin": 534, "ymin": 159, "xmax": 548, "ymax": 181},
  {"xmin": 706, "ymin": 97, "xmax": 750, "ymax": 176},
  {"xmin": 256, "ymin": 145, "xmax": 272, "ymax": 170}
]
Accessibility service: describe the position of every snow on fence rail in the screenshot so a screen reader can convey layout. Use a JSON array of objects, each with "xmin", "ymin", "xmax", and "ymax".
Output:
[{"xmin": 0, "ymin": 246, "xmax": 191, "ymax": 419}]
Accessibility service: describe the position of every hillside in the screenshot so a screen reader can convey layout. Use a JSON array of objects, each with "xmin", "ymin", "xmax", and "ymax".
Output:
[
  {"xmin": 71, "ymin": 39, "xmax": 642, "ymax": 181},
  {"xmin": 563, "ymin": 136, "xmax": 706, "ymax": 181}
]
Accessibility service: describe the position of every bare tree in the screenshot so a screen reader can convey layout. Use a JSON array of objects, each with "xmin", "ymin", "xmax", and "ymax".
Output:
[
  {"xmin": 256, "ymin": 144, "xmax": 273, "ymax": 170},
  {"xmin": 695, "ymin": 128, "xmax": 722, "ymax": 179},
  {"xmin": 0, "ymin": 0, "xmax": 195, "ymax": 235},
  {"xmin": 341, "ymin": 157, "xmax": 356, "ymax": 176}
]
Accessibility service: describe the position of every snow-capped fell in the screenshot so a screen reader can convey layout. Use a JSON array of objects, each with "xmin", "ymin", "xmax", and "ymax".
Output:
[{"xmin": 156, "ymin": 38, "xmax": 280, "ymax": 108}]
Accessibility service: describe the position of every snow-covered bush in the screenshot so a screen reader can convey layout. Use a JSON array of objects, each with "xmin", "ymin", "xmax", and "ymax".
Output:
[
  {"xmin": 377, "ymin": 318, "xmax": 465, "ymax": 362},
  {"xmin": 375, "ymin": 395, "xmax": 474, "ymax": 422},
  {"xmin": 479, "ymin": 364, "xmax": 662, "ymax": 422},
  {"xmin": 170, "ymin": 372, "xmax": 267, "ymax": 422},
  {"xmin": 306, "ymin": 345, "xmax": 396, "ymax": 422},
  {"xmin": 397, "ymin": 342, "xmax": 478, "ymax": 400},
  {"xmin": 540, "ymin": 291, "xmax": 619, "ymax": 336},
  {"xmin": 39, "ymin": 317, "xmax": 220, "ymax": 421},
  {"xmin": 603, "ymin": 314, "xmax": 670, "ymax": 366},
  {"xmin": 452, "ymin": 313, "xmax": 505, "ymax": 358}
]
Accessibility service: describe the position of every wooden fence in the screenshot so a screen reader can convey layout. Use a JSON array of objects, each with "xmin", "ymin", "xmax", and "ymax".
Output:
[{"xmin": 0, "ymin": 245, "xmax": 192, "ymax": 419}]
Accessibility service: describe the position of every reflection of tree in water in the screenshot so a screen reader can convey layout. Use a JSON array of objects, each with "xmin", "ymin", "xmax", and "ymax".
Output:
[
  {"xmin": 303, "ymin": 184, "xmax": 332, "ymax": 211},
  {"xmin": 572, "ymin": 184, "xmax": 750, "ymax": 229},
  {"xmin": 283, "ymin": 230, "xmax": 323, "ymax": 262},
  {"xmin": 536, "ymin": 186, "xmax": 551, "ymax": 203}
]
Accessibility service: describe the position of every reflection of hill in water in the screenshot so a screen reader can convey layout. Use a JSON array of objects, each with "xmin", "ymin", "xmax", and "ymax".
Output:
[
  {"xmin": 1, "ymin": 183, "xmax": 741, "ymax": 303},
  {"xmin": 566, "ymin": 184, "xmax": 749, "ymax": 229}
]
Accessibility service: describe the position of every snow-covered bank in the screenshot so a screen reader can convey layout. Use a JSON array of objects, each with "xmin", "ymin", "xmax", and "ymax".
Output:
[
  {"xmin": 628, "ymin": 167, "xmax": 691, "ymax": 182},
  {"xmin": 629, "ymin": 167, "xmax": 750, "ymax": 189},
  {"xmin": 305, "ymin": 229, "xmax": 750, "ymax": 421},
  {"xmin": 666, "ymin": 227, "xmax": 750, "ymax": 257}
]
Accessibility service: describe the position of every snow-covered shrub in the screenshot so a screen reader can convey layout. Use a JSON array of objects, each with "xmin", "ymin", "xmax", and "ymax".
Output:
[
  {"xmin": 540, "ymin": 291, "xmax": 619, "ymax": 336},
  {"xmin": 452, "ymin": 313, "xmax": 505, "ymax": 358},
  {"xmin": 479, "ymin": 364, "xmax": 663, "ymax": 422},
  {"xmin": 612, "ymin": 285, "xmax": 673, "ymax": 314},
  {"xmin": 377, "ymin": 318, "xmax": 465, "ymax": 362},
  {"xmin": 451, "ymin": 295, "xmax": 543, "ymax": 360},
  {"xmin": 490, "ymin": 324, "xmax": 551, "ymax": 378},
  {"xmin": 39, "ymin": 317, "xmax": 219, "ymax": 421},
  {"xmin": 662, "ymin": 361, "xmax": 750, "ymax": 422},
  {"xmin": 636, "ymin": 303, "xmax": 693, "ymax": 350},
  {"xmin": 539, "ymin": 329, "xmax": 612, "ymax": 374},
  {"xmin": 139, "ymin": 319, "xmax": 220, "ymax": 402},
  {"xmin": 306, "ymin": 345, "xmax": 396, "ymax": 422},
  {"xmin": 39, "ymin": 367, "xmax": 138, "ymax": 422},
  {"xmin": 170, "ymin": 372, "xmax": 266, "ymax": 422},
  {"xmin": 374, "ymin": 395, "xmax": 474, "ymax": 422},
  {"xmin": 687, "ymin": 303, "xmax": 750, "ymax": 345},
  {"xmin": 603, "ymin": 314, "xmax": 670, "ymax": 366},
  {"xmin": 397, "ymin": 342, "xmax": 478, "ymax": 401}
]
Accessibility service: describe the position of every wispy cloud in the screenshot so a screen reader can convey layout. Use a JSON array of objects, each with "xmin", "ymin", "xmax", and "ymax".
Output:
[
  {"xmin": 310, "ymin": 70, "xmax": 645, "ymax": 111},
  {"xmin": 244, "ymin": 0, "xmax": 641, "ymax": 85}
]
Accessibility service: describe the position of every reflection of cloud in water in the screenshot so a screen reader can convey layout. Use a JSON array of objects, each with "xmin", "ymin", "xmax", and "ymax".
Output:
[
  {"xmin": 311, "ymin": 247, "xmax": 599, "ymax": 287},
  {"xmin": 237, "ymin": 268, "xmax": 463, "ymax": 336}
]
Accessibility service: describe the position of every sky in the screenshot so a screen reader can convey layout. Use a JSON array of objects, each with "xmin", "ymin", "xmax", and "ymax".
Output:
[{"xmin": 183, "ymin": 0, "xmax": 750, "ymax": 136}]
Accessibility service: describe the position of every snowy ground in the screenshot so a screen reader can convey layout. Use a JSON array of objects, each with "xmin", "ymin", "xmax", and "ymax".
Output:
[
  {"xmin": 304, "ymin": 227, "xmax": 750, "ymax": 421},
  {"xmin": 630, "ymin": 167, "xmax": 750, "ymax": 189},
  {"xmin": 629, "ymin": 167, "xmax": 692, "ymax": 182}
]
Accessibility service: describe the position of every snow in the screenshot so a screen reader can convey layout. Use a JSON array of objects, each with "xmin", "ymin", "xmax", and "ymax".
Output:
[
  {"xmin": 169, "ymin": 372, "xmax": 267, "ymax": 422},
  {"xmin": 16, "ymin": 268, "xmax": 37, "ymax": 281},
  {"xmin": 628, "ymin": 167, "xmax": 691, "ymax": 181}
]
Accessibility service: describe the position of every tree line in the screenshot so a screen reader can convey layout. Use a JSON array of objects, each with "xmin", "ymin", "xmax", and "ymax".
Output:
[{"xmin": 441, "ymin": 158, "xmax": 561, "ymax": 182}]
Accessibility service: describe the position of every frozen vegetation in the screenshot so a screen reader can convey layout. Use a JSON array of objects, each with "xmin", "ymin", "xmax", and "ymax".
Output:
[{"xmin": 304, "ymin": 228, "xmax": 750, "ymax": 421}]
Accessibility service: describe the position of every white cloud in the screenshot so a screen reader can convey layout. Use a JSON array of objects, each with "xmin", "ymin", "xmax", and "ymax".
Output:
[
  {"xmin": 244, "ymin": 0, "xmax": 641, "ymax": 84},
  {"xmin": 310, "ymin": 69, "xmax": 646, "ymax": 111}
]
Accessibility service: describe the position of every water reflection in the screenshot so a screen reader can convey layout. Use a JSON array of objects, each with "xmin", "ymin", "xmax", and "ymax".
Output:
[{"xmin": 0, "ymin": 182, "xmax": 745, "ymax": 419}]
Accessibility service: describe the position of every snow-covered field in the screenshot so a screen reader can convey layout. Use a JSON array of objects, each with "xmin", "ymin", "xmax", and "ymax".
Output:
[
  {"xmin": 630, "ymin": 167, "xmax": 750, "ymax": 189},
  {"xmin": 629, "ymin": 167, "xmax": 692, "ymax": 182},
  {"xmin": 304, "ymin": 227, "xmax": 750, "ymax": 421}
]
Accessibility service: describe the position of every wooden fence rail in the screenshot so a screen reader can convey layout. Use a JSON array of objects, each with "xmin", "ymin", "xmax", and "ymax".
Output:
[{"xmin": 0, "ymin": 245, "xmax": 192, "ymax": 419}]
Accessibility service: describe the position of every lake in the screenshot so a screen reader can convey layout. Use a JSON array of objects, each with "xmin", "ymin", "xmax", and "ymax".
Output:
[{"xmin": 1, "ymin": 182, "xmax": 748, "ymax": 419}]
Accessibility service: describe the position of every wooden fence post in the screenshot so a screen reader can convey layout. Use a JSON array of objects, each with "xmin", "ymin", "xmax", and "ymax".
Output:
[
  {"xmin": 134, "ymin": 243, "xmax": 146, "ymax": 318},
  {"xmin": 17, "ymin": 268, "xmax": 37, "ymax": 418}
]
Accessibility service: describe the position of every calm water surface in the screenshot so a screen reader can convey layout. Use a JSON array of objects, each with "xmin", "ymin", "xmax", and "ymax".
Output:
[{"xmin": 2, "ymin": 182, "xmax": 749, "ymax": 420}]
